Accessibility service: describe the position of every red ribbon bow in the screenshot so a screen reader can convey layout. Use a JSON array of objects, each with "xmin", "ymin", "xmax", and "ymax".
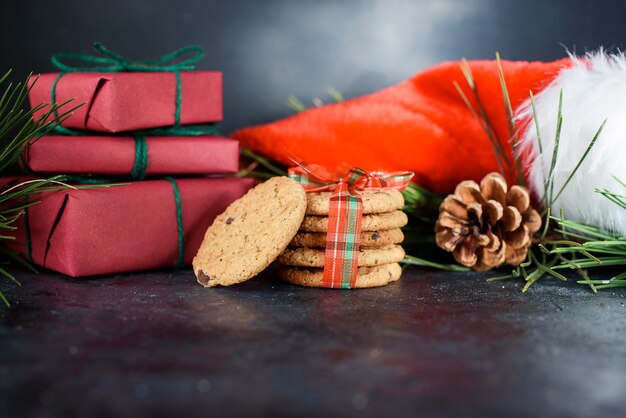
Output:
[{"xmin": 289, "ymin": 164, "xmax": 414, "ymax": 288}]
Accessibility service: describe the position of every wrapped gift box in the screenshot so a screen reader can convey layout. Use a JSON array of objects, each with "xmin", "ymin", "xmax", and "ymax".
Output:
[
  {"xmin": 8, "ymin": 177, "xmax": 254, "ymax": 277},
  {"xmin": 23, "ymin": 135, "xmax": 240, "ymax": 176},
  {"xmin": 29, "ymin": 71, "xmax": 222, "ymax": 133}
]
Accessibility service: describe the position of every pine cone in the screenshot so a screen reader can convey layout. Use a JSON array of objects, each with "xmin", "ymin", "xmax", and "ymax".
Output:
[{"xmin": 435, "ymin": 172, "xmax": 542, "ymax": 272}]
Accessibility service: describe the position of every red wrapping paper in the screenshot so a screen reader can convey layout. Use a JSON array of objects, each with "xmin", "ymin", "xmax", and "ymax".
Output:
[
  {"xmin": 28, "ymin": 71, "xmax": 222, "ymax": 133},
  {"xmin": 23, "ymin": 135, "xmax": 240, "ymax": 175},
  {"xmin": 8, "ymin": 177, "xmax": 254, "ymax": 277}
]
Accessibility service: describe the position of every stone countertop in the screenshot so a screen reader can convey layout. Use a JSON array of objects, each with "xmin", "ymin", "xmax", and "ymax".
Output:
[{"xmin": 0, "ymin": 267, "xmax": 625, "ymax": 417}]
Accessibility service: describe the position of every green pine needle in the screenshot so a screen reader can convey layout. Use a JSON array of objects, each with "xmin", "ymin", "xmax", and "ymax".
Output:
[
  {"xmin": 327, "ymin": 88, "xmax": 344, "ymax": 102},
  {"xmin": 455, "ymin": 59, "xmax": 512, "ymax": 177},
  {"xmin": 239, "ymin": 148, "xmax": 288, "ymax": 178},
  {"xmin": 495, "ymin": 52, "xmax": 526, "ymax": 187},
  {"xmin": 402, "ymin": 255, "xmax": 470, "ymax": 272},
  {"xmin": 452, "ymin": 54, "xmax": 624, "ymax": 292},
  {"xmin": 0, "ymin": 70, "xmax": 83, "ymax": 306},
  {"xmin": 286, "ymin": 95, "xmax": 307, "ymax": 113}
]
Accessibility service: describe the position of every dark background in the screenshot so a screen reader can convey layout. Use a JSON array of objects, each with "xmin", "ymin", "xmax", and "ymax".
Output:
[
  {"xmin": 2, "ymin": 3, "xmax": 626, "ymax": 417},
  {"xmin": 1, "ymin": 0, "xmax": 625, "ymax": 133}
]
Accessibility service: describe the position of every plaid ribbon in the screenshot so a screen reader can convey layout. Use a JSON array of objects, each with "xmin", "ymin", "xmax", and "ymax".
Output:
[{"xmin": 289, "ymin": 164, "xmax": 413, "ymax": 289}]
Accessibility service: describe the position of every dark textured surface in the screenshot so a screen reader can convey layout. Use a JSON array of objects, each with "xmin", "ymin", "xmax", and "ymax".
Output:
[{"xmin": 0, "ymin": 267, "xmax": 625, "ymax": 418}]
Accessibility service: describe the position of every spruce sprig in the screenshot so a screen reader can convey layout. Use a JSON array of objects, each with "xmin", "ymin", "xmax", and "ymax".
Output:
[{"xmin": 0, "ymin": 69, "xmax": 82, "ymax": 306}]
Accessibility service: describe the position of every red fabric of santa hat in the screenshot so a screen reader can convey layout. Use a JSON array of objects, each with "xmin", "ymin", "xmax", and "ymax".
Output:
[{"xmin": 233, "ymin": 52, "xmax": 626, "ymax": 236}]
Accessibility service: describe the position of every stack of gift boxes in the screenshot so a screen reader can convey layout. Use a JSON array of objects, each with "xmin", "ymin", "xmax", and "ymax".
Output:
[{"xmin": 10, "ymin": 61, "xmax": 254, "ymax": 277}]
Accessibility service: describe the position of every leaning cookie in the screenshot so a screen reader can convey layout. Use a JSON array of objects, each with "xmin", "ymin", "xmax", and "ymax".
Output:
[
  {"xmin": 278, "ymin": 245, "xmax": 405, "ymax": 268},
  {"xmin": 299, "ymin": 210, "xmax": 408, "ymax": 232},
  {"xmin": 279, "ymin": 263, "xmax": 402, "ymax": 288},
  {"xmin": 290, "ymin": 228, "xmax": 404, "ymax": 248},
  {"xmin": 306, "ymin": 189, "xmax": 404, "ymax": 215},
  {"xmin": 193, "ymin": 176, "xmax": 306, "ymax": 287}
]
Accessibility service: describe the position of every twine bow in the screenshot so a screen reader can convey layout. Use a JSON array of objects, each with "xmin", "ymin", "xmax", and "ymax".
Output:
[
  {"xmin": 49, "ymin": 42, "xmax": 206, "ymax": 131},
  {"xmin": 289, "ymin": 164, "xmax": 413, "ymax": 288},
  {"xmin": 51, "ymin": 42, "xmax": 204, "ymax": 73}
]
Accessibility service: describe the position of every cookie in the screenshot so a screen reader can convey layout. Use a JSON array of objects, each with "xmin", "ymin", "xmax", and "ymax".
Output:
[
  {"xmin": 279, "ymin": 263, "xmax": 402, "ymax": 288},
  {"xmin": 290, "ymin": 228, "xmax": 404, "ymax": 248},
  {"xmin": 193, "ymin": 176, "xmax": 306, "ymax": 287},
  {"xmin": 306, "ymin": 189, "xmax": 404, "ymax": 215},
  {"xmin": 278, "ymin": 245, "xmax": 405, "ymax": 267},
  {"xmin": 299, "ymin": 210, "xmax": 408, "ymax": 232}
]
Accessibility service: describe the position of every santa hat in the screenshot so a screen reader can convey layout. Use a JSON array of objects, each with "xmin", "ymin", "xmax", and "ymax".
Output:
[{"xmin": 233, "ymin": 52, "xmax": 626, "ymax": 235}]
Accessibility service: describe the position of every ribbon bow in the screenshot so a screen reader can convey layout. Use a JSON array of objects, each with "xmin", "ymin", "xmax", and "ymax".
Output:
[
  {"xmin": 51, "ymin": 42, "xmax": 204, "ymax": 73},
  {"xmin": 48, "ymin": 42, "xmax": 212, "ymax": 138},
  {"xmin": 289, "ymin": 164, "xmax": 413, "ymax": 288}
]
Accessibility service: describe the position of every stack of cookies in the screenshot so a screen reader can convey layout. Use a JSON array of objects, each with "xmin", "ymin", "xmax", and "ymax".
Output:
[
  {"xmin": 277, "ymin": 189, "xmax": 409, "ymax": 288},
  {"xmin": 193, "ymin": 177, "xmax": 410, "ymax": 289}
]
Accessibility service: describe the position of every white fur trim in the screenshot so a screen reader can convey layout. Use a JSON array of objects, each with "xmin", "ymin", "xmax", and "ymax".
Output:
[{"xmin": 517, "ymin": 50, "xmax": 626, "ymax": 236}]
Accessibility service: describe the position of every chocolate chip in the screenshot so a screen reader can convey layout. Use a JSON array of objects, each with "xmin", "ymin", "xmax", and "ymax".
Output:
[
  {"xmin": 371, "ymin": 232, "xmax": 380, "ymax": 241},
  {"xmin": 225, "ymin": 217, "xmax": 234, "ymax": 225},
  {"xmin": 198, "ymin": 271, "xmax": 211, "ymax": 285}
]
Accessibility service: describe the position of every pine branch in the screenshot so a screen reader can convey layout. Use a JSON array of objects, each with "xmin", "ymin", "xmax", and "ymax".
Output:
[{"xmin": 0, "ymin": 70, "xmax": 82, "ymax": 306}]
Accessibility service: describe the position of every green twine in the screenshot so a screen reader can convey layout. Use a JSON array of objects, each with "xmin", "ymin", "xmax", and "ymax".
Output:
[
  {"xmin": 50, "ymin": 73, "xmax": 84, "ymax": 135},
  {"xmin": 25, "ymin": 132, "xmax": 151, "ymax": 181},
  {"xmin": 174, "ymin": 71, "xmax": 182, "ymax": 127},
  {"xmin": 23, "ymin": 206, "xmax": 33, "ymax": 263},
  {"xmin": 130, "ymin": 134, "xmax": 148, "ymax": 180},
  {"xmin": 50, "ymin": 73, "xmax": 62, "ymax": 124},
  {"xmin": 24, "ymin": 178, "xmax": 186, "ymax": 269},
  {"xmin": 46, "ymin": 123, "xmax": 218, "ymax": 137},
  {"xmin": 62, "ymin": 176, "xmax": 115, "ymax": 184},
  {"xmin": 51, "ymin": 42, "xmax": 203, "ymax": 73},
  {"xmin": 31, "ymin": 124, "xmax": 219, "ymax": 180},
  {"xmin": 49, "ymin": 42, "xmax": 204, "ymax": 126},
  {"xmin": 165, "ymin": 176, "xmax": 185, "ymax": 269}
]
